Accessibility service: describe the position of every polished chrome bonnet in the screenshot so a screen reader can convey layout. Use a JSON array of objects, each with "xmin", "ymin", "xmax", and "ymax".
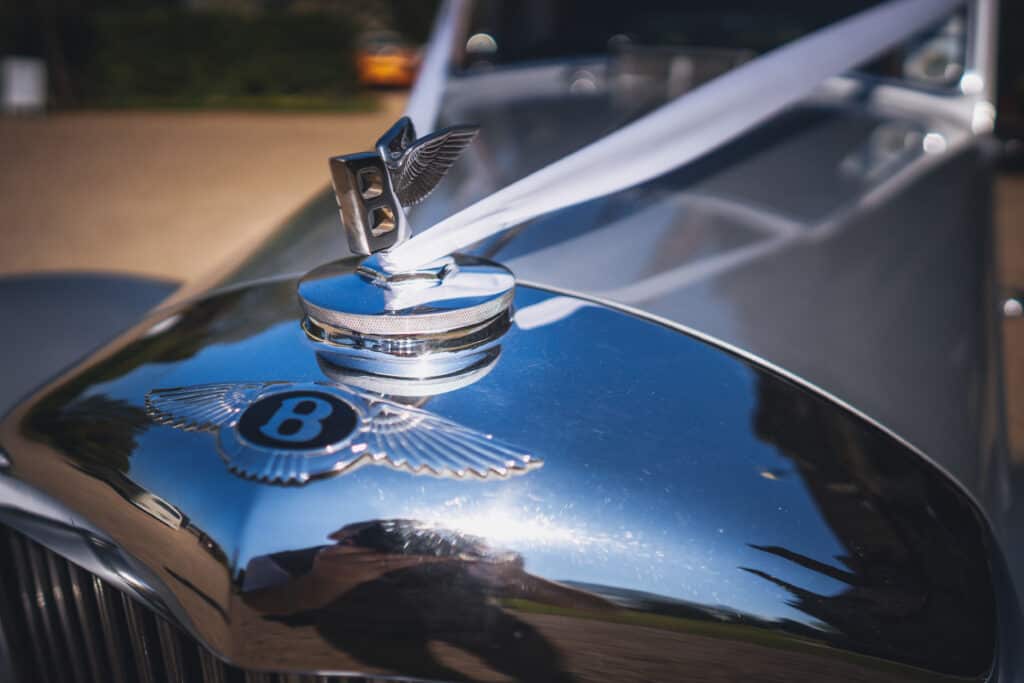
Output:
[{"xmin": 0, "ymin": 272, "xmax": 1010, "ymax": 682}]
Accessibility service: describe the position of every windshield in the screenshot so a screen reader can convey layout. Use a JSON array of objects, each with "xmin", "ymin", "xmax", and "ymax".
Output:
[
  {"xmin": 459, "ymin": 0, "xmax": 885, "ymax": 67},
  {"xmin": 458, "ymin": 0, "xmax": 966, "ymax": 91}
]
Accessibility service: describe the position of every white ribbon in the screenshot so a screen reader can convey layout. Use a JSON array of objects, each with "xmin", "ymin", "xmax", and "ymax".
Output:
[
  {"xmin": 382, "ymin": 0, "xmax": 963, "ymax": 272},
  {"xmin": 405, "ymin": 0, "xmax": 467, "ymax": 136}
]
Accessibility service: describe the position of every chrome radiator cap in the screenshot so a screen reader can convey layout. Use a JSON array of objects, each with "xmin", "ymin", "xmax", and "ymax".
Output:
[{"xmin": 298, "ymin": 253, "xmax": 514, "ymax": 379}]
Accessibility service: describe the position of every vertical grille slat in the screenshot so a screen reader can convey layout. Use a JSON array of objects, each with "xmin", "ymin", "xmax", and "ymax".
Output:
[
  {"xmin": 199, "ymin": 649, "xmax": 228, "ymax": 683},
  {"xmin": 6, "ymin": 533, "xmax": 53, "ymax": 683},
  {"xmin": 66, "ymin": 562, "xmax": 109, "ymax": 683},
  {"xmin": 92, "ymin": 574, "xmax": 131, "ymax": 683},
  {"xmin": 0, "ymin": 527, "xmax": 379, "ymax": 683},
  {"xmin": 121, "ymin": 592, "xmax": 159, "ymax": 683},
  {"xmin": 24, "ymin": 538, "xmax": 66, "ymax": 682},
  {"xmin": 156, "ymin": 619, "xmax": 186, "ymax": 683},
  {"xmin": 44, "ymin": 550, "xmax": 90, "ymax": 683}
]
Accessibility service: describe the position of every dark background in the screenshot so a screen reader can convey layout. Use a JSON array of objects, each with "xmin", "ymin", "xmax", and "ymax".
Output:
[
  {"xmin": 0, "ymin": 0, "xmax": 440, "ymax": 110},
  {"xmin": 0, "ymin": 0, "xmax": 1020, "ymax": 128},
  {"xmin": 998, "ymin": 0, "xmax": 1024, "ymax": 139}
]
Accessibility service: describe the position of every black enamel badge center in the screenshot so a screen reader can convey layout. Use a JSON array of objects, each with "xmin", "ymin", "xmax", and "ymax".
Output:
[{"xmin": 237, "ymin": 391, "xmax": 358, "ymax": 450}]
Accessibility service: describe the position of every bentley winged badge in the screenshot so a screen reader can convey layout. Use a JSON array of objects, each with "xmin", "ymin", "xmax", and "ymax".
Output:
[
  {"xmin": 330, "ymin": 116, "xmax": 478, "ymax": 255},
  {"xmin": 145, "ymin": 382, "xmax": 539, "ymax": 484}
]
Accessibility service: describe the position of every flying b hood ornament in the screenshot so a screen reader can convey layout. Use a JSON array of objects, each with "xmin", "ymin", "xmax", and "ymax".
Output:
[
  {"xmin": 298, "ymin": 118, "xmax": 515, "ymax": 378},
  {"xmin": 329, "ymin": 116, "xmax": 478, "ymax": 256}
]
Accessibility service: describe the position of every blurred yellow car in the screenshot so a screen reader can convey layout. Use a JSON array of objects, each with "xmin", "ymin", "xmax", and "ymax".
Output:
[{"xmin": 356, "ymin": 31, "xmax": 421, "ymax": 88}]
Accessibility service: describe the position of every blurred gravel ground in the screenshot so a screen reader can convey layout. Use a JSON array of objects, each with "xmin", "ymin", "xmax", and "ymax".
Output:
[
  {"xmin": 0, "ymin": 95, "xmax": 405, "ymax": 282},
  {"xmin": 998, "ymin": 175, "xmax": 1024, "ymax": 463},
  {"xmin": 0, "ymin": 105, "xmax": 1020, "ymax": 461}
]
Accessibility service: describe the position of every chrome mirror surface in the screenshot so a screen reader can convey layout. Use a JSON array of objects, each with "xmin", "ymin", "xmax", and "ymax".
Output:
[
  {"xmin": 297, "ymin": 254, "xmax": 515, "ymax": 380},
  {"xmin": 0, "ymin": 276, "xmax": 1007, "ymax": 682}
]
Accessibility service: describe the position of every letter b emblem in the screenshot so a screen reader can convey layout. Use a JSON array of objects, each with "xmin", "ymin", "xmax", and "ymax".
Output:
[
  {"xmin": 237, "ymin": 390, "xmax": 358, "ymax": 450},
  {"xmin": 259, "ymin": 396, "xmax": 334, "ymax": 443}
]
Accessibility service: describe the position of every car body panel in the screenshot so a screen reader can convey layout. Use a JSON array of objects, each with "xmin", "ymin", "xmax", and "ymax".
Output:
[
  {"xmin": 0, "ymin": 273, "xmax": 178, "ymax": 420},
  {"xmin": 0, "ymin": 277, "xmax": 1012, "ymax": 680}
]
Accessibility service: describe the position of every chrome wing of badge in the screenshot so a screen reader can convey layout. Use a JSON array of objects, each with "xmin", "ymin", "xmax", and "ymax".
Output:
[
  {"xmin": 329, "ymin": 116, "xmax": 478, "ymax": 256},
  {"xmin": 145, "ymin": 382, "xmax": 539, "ymax": 484}
]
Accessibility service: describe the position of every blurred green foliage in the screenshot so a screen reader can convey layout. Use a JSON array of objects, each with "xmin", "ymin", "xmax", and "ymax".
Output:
[
  {"xmin": 0, "ymin": 4, "xmax": 375, "ymax": 110},
  {"xmin": 89, "ymin": 10, "xmax": 361, "ymax": 106},
  {"xmin": 389, "ymin": 0, "xmax": 441, "ymax": 44}
]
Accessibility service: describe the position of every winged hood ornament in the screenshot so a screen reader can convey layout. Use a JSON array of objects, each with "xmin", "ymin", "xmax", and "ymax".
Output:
[
  {"xmin": 145, "ymin": 381, "xmax": 539, "ymax": 484},
  {"xmin": 296, "ymin": 117, "xmax": 513, "ymax": 374},
  {"xmin": 330, "ymin": 116, "xmax": 478, "ymax": 256}
]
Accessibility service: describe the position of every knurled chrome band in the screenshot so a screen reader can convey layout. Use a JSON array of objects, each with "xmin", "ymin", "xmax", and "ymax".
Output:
[{"xmin": 301, "ymin": 289, "xmax": 514, "ymax": 337}]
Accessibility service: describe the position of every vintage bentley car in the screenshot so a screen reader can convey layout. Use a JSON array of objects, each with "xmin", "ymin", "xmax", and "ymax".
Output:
[{"xmin": 0, "ymin": 0, "xmax": 1020, "ymax": 681}]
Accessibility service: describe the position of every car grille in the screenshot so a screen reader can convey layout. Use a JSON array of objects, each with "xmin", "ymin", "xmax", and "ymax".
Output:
[{"xmin": 0, "ymin": 526, "xmax": 387, "ymax": 683}]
